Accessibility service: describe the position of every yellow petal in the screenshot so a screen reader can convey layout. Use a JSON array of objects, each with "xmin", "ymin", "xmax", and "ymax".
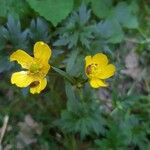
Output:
[
  {"xmin": 10, "ymin": 50, "xmax": 34, "ymax": 69},
  {"xmin": 85, "ymin": 55, "xmax": 92, "ymax": 67},
  {"xmin": 89, "ymin": 78, "xmax": 108, "ymax": 88},
  {"xmin": 30, "ymin": 78, "xmax": 47, "ymax": 94},
  {"xmin": 11, "ymin": 71, "xmax": 33, "ymax": 87},
  {"xmin": 34, "ymin": 41, "xmax": 51, "ymax": 64},
  {"xmin": 42, "ymin": 63, "xmax": 50, "ymax": 76},
  {"xmin": 99, "ymin": 64, "xmax": 116, "ymax": 79},
  {"xmin": 92, "ymin": 53, "xmax": 108, "ymax": 66}
]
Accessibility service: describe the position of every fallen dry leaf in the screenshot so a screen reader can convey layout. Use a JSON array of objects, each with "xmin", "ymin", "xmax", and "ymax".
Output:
[
  {"xmin": 121, "ymin": 50, "xmax": 142, "ymax": 80},
  {"xmin": 16, "ymin": 114, "xmax": 42, "ymax": 149},
  {"xmin": 125, "ymin": 50, "xmax": 139, "ymax": 68},
  {"xmin": 3, "ymin": 144, "xmax": 12, "ymax": 150},
  {"xmin": 98, "ymin": 89, "xmax": 113, "ymax": 113},
  {"xmin": 25, "ymin": 115, "xmax": 42, "ymax": 135}
]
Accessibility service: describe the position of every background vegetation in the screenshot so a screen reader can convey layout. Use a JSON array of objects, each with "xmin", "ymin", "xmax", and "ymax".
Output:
[{"xmin": 0, "ymin": 0, "xmax": 149, "ymax": 149}]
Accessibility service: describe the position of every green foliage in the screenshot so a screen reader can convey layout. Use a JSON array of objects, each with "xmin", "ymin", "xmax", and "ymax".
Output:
[
  {"xmin": 66, "ymin": 49, "xmax": 85, "ymax": 78},
  {"xmin": 1, "ymin": 15, "xmax": 29, "ymax": 50},
  {"xmin": 111, "ymin": 1, "xmax": 139, "ymax": 29},
  {"xmin": 92, "ymin": 0, "xmax": 112, "ymax": 18},
  {"xmin": 94, "ymin": 124, "xmax": 128, "ymax": 150},
  {"xmin": 54, "ymin": 4, "xmax": 94, "ymax": 49},
  {"xmin": 0, "ymin": 1, "xmax": 149, "ymax": 149},
  {"xmin": 54, "ymin": 2, "xmax": 139, "ymax": 53},
  {"xmin": 92, "ymin": 94, "xmax": 150, "ymax": 150},
  {"xmin": 0, "ymin": 16, "xmax": 29, "ymax": 73},
  {"xmin": 0, "ymin": 0, "xmax": 30, "ymax": 19},
  {"xmin": 94, "ymin": 18, "xmax": 124, "ymax": 44},
  {"xmin": 26, "ymin": 0, "xmax": 74, "ymax": 26},
  {"xmin": 52, "ymin": 66, "xmax": 76, "ymax": 84},
  {"xmin": 57, "ymin": 82, "xmax": 106, "ymax": 139},
  {"xmin": 29, "ymin": 17, "xmax": 51, "ymax": 43},
  {"xmin": 66, "ymin": 50, "xmax": 79, "ymax": 74},
  {"xmin": 0, "ymin": 56, "xmax": 12, "ymax": 73},
  {"xmin": 93, "ymin": 114, "xmax": 150, "ymax": 150},
  {"xmin": 91, "ymin": 0, "xmax": 139, "ymax": 29}
]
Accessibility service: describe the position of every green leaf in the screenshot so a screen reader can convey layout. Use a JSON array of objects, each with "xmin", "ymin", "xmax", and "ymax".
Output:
[
  {"xmin": 65, "ymin": 81, "xmax": 79, "ymax": 112},
  {"xmin": 0, "ymin": 56, "xmax": 12, "ymax": 73},
  {"xmin": 112, "ymin": 2, "xmax": 139, "ymax": 29},
  {"xmin": 0, "ymin": 0, "xmax": 30, "ymax": 19},
  {"xmin": 54, "ymin": 4, "xmax": 93, "ymax": 49},
  {"xmin": 0, "ymin": 0, "xmax": 7, "ymax": 17},
  {"xmin": 1, "ymin": 16, "xmax": 29, "ymax": 50},
  {"xmin": 52, "ymin": 66, "xmax": 76, "ymax": 84},
  {"xmin": 96, "ymin": 19, "xmax": 124, "ymax": 43},
  {"xmin": 65, "ymin": 81, "xmax": 76, "ymax": 102},
  {"xmin": 29, "ymin": 17, "xmax": 50, "ymax": 43},
  {"xmin": 91, "ymin": 1, "xmax": 139, "ymax": 29},
  {"xmin": 66, "ymin": 50, "xmax": 79, "ymax": 74},
  {"xmin": 92, "ymin": 0, "xmax": 112, "ymax": 19},
  {"xmin": 74, "ymin": 0, "xmax": 92, "ymax": 8},
  {"xmin": 68, "ymin": 55, "xmax": 85, "ymax": 77},
  {"xmin": 26, "ymin": 0, "xmax": 73, "ymax": 26},
  {"xmin": 0, "ymin": 28, "xmax": 6, "ymax": 51}
]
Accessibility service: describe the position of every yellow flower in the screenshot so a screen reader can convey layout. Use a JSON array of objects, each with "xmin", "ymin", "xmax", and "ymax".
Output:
[
  {"xmin": 10, "ymin": 41, "xmax": 51, "ymax": 94},
  {"xmin": 85, "ymin": 53, "xmax": 116, "ymax": 88}
]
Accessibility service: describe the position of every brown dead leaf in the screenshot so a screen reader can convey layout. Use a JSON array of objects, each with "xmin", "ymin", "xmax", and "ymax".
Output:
[
  {"xmin": 4, "ymin": 144, "xmax": 12, "ymax": 150},
  {"xmin": 16, "ymin": 114, "xmax": 42, "ymax": 149},
  {"xmin": 125, "ymin": 50, "xmax": 139, "ymax": 68},
  {"xmin": 25, "ymin": 115, "xmax": 42, "ymax": 135},
  {"xmin": 98, "ymin": 88, "xmax": 111, "ymax": 101},
  {"xmin": 121, "ymin": 50, "xmax": 142, "ymax": 80},
  {"xmin": 98, "ymin": 89, "xmax": 113, "ymax": 113}
]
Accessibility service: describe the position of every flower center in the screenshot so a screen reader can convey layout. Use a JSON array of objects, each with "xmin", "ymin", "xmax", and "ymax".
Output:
[
  {"xmin": 29, "ymin": 81, "xmax": 40, "ymax": 88},
  {"xmin": 86, "ymin": 63, "xmax": 99, "ymax": 76},
  {"xmin": 30, "ymin": 63, "xmax": 40, "ymax": 73}
]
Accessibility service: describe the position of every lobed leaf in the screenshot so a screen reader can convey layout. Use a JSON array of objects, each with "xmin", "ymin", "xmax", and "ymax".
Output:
[{"xmin": 26, "ymin": 0, "xmax": 74, "ymax": 26}]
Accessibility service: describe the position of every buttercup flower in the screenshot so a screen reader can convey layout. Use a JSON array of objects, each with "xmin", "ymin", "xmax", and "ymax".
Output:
[
  {"xmin": 85, "ymin": 53, "xmax": 116, "ymax": 88},
  {"xmin": 10, "ymin": 41, "xmax": 51, "ymax": 94}
]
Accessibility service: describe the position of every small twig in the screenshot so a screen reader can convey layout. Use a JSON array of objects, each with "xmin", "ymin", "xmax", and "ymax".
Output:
[
  {"xmin": 0, "ymin": 115, "xmax": 9, "ymax": 146},
  {"xmin": 125, "ymin": 38, "xmax": 150, "ymax": 44},
  {"xmin": 137, "ymin": 28, "xmax": 148, "ymax": 39}
]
